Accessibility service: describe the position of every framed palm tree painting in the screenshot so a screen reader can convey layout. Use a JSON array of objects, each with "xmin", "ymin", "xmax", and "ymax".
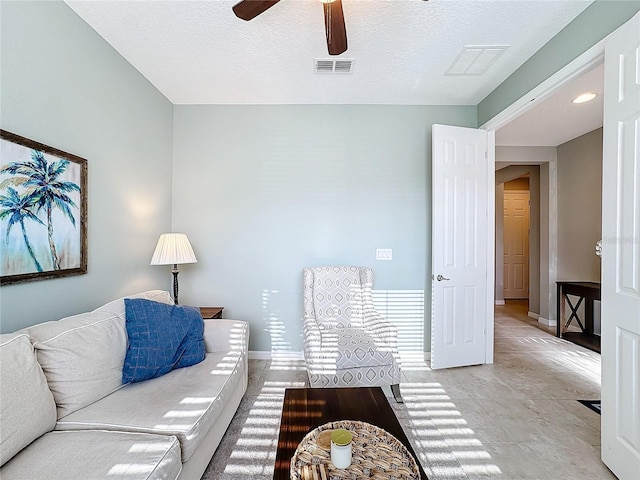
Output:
[{"xmin": 0, "ymin": 130, "xmax": 87, "ymax": 285}]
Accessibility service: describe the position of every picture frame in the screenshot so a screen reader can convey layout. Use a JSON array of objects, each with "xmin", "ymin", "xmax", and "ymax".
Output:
[{"xmin": 0, "ymin": 130, "xmax": 87, "ymax": 285}]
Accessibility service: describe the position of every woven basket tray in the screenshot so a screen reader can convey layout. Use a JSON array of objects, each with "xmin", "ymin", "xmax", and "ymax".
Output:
[{"xmin": 290, "ymin": 420, "xmax": 420, "ymax": 480}]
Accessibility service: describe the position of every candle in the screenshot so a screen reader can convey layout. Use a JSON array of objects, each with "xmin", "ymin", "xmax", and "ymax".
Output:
[{"xmin": 330, "ymin": 429, "xmax": 352, "ymax": 469}]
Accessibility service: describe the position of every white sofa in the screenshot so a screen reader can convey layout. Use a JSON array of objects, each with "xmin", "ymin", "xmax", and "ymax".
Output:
[{"xmin": 0, "ymin": 290, "xmax": 249, "ymax": 480}]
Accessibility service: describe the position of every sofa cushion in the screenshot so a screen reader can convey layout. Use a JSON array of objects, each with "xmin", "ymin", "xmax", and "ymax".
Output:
[
  {"xmin": 0, "ymin": 430, "xmax": 181, "ymax": 480},
  {"xmin": 122, "ymin": 299, "xmax": 205, "ymax": 383},
  {"xmin": 56, "ymin": 351, "xmax": 245, "ymax": 462},
  {"xmin": 27, "ymin": 309, "xmax": 128, "ymax": 419},
  {"xmin": 27, "ymin": 290, "xmax": 174, "ymax": 419},
  {"xmin": 325, "ymin": 328, "xmax": 396, "ymax": 369},
  {"xmin": 0, "ymin": 333, "xmax": 57, "ymax": 467},
  {"xmin": 94, "ymin": 290, "xmax": 173, "ymax": 316}
]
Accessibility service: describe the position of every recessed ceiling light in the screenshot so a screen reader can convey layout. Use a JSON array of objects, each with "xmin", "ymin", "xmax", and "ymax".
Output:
[{"xmin": 572, "ymin": 92, "xmax": 597, "ymax": 104}]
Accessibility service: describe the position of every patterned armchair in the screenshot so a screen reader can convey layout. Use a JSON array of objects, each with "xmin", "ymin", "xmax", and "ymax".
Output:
[{"xmin": 303, "ymin": 266, "xmax": 402, "ymax": 402}]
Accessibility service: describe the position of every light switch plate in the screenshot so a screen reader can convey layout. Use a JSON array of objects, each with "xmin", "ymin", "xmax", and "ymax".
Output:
[{"xmin": 376, "ymin": 248, "xmax": 392, "ymax": 261}]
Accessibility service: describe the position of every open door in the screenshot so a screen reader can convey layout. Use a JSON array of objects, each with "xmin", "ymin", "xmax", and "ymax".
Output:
[
  {"xmin": 431, "ymin": 124, "xmax": 494, "ymax": 369},
  {"xmin": 601, "ymin": 12, "xmax": 640, "ymax": 479}
]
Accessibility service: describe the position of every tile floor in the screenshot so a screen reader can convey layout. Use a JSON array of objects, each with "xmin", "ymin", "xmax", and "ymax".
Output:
[{"xmin": 202, "ymin": 301, "xmax": 613, "ymax": 479}]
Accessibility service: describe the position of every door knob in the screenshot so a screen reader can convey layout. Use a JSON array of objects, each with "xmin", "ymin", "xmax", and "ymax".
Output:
[{"xmin": 436, "ymin": 274, "xmax": 450, "ymax": 281}]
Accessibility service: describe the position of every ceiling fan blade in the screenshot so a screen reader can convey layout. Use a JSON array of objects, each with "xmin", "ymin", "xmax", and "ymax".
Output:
[
  {"xmin": 323, "ymin": 0, "xmax": 347, "ymax": 55},
  {"xmin": 232, "ymin": 0, "xmax": 280, "ymax": 21}
]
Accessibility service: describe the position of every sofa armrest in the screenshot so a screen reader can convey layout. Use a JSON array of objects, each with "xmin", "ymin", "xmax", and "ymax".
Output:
[{"xmin": 203, "ymin": 319, "xmax": 249, "ymax": 354}]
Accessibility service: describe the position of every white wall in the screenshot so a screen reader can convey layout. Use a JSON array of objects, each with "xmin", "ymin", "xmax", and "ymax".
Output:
[
  {"xmin": 0, "ymin": 1, "xmax": 174, "ymax": 332},
  {"xmin": 557, "ymin": 128, "xmax": 602, "ymax": 282},
  {"xmin": 172, "ymin": 105, "xmax": 476, "ymax": 352},
  {"xmin": 496, "ymin": 146, "xmax": 558, "ymax": 167}
]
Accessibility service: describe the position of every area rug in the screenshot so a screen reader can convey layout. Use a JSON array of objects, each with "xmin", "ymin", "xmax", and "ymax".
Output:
[{"xmin": 578, "ymin": 400, "xmax": 601, "ymax": 415}]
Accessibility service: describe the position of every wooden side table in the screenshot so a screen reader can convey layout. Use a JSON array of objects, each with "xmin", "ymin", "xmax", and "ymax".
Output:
[
  {"xmin": 556, "ymin": 281, "xmax": 601, "ymax": 353},
  {"xmin": 199, "ymin": 307, "xmax": 224, "ymax": 319}
]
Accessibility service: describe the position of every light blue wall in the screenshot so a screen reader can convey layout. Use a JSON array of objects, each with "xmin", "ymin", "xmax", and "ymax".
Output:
[
  {"xmin": 478, "ymin": 0, "xmax": 640, "ymax": 126},
  {"xmin": 172, "ymin": 105, "xmax": 476, "ymax": 352},
  {"xmin": 0, "ymin": 1, "xmax": 174, "ymax": 333}
]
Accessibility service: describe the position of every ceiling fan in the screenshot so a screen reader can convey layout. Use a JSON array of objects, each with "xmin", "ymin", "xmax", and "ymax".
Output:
[{"xmin": 232, "ymin": 0, "xmax": 348, "ymax": 56}]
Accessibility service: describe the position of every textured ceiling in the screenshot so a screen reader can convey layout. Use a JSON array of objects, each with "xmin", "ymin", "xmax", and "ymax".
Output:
[{"xmin": 64, "ymin": 0, "xmax": 592, "ymax": 105}]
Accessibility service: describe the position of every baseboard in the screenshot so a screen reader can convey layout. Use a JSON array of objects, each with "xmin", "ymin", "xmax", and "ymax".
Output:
[
  {"xmin": 248, "ymin": 351, "xmax": 271, "ymax": 360},
  {"xmin": 495, "ymin": 299, "xmax": 506, "ymax": 305},
  {"xmin": 537, "ymin": 316, "xmax": 557, "ymax": 327},
  {"xmin": 249, "ymin": 350, "xmax": 305, "ymax": 360},
  {"xmin": 528, "ymin": 311, "xmax": 539, "ymax": 320},
  {"xmin": 397, "ymin": 351, "xmax": 429, "ymax": 363}
]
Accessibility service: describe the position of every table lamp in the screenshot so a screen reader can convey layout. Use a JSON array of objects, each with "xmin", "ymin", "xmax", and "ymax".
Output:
[{"xmin": 150, "ymin": 233, "xmax": 197, "ymax": 305}]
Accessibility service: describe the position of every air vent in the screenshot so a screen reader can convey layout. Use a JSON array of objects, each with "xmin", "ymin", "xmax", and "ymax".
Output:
[
  {"xmin": 314, "ymin": 58, "xmax": 354, "ymax": 74},
  {"xmin": 445, "ymin": 46, "xmax": 508, "ymax": 76}
]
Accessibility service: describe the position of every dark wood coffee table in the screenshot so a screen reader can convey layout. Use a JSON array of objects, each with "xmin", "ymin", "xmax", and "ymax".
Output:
[{"xmin": 274, "ymin": 387, "xmax": 428, "ymax": 479}]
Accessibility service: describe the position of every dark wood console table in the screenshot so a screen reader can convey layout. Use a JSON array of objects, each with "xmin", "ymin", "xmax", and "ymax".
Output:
[{"xmin": 556, "ymin": 281, "xmax": 601, "ymax": 353}]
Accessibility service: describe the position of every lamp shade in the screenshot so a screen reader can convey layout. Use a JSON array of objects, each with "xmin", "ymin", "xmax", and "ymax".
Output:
[{"xmin": 150, "ymin": 233, "xmax": 197, "ymax": 266}]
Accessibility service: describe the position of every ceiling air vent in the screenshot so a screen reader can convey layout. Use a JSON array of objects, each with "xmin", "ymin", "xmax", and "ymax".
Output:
[
  {"xmin": 445, "ymin": 46, "xmax": 508, "ymax": 76},
  {"xmin": 314, "ymin": 58, "xmax": 354, "ymax": 74}
]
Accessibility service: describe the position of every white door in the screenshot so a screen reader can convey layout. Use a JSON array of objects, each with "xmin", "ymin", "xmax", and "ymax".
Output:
[
  {"xmin": 504, "ymin": 191, "xmax": 530, "ymax": 299},
  {"xmin": 601, "ymin": 12, "xmax": 640, "ymax": 479},
  {"xmin": 431, "ymin": 124, "xmax": 491, "ymax": 369}
]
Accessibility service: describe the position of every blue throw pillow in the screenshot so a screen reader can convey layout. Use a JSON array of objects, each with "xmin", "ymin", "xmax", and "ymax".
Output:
[{"xmin": 122, "ymin": 298, "xmax": 205, "ymax": 383}]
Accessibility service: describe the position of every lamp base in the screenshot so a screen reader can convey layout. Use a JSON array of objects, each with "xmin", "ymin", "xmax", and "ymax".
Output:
[{"xmin": 171, "ymin": 265, "xmax": 179, "ymax": 305}]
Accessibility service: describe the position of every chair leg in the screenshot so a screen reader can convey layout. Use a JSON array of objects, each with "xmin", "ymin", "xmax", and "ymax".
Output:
[{"xmin": 391, "ymin": 384, "xmax": 403, "ymax": 403}]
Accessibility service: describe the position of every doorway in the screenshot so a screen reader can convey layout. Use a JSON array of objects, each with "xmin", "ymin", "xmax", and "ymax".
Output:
[
  {"xmin": 491, "ymin": 61, "xmax": 603, "ymax": 325},
  {"xmin": 494, "ymin": 165, "xmax": 541, "ymax": 318},
  {"xmin": 481, "ymin": 13, "xmax": 640, "ymax": 477}
]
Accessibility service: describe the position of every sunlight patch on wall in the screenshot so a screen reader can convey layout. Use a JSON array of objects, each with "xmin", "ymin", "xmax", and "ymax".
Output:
[
  {"xmin": 373, "ymin": 289, "xmax": 425, "ymax": 364},
  {"xmin": 263, "ymin": 289, "xmax": 298, "ymax": 356}
]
